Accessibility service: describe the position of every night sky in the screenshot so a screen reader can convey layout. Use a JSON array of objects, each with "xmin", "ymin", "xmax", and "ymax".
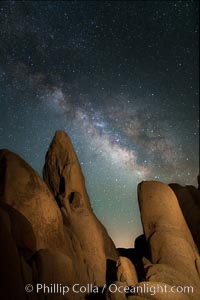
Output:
[{"xmin": 0, "ymin": 1, "xmax": 199, "ymax": 247}]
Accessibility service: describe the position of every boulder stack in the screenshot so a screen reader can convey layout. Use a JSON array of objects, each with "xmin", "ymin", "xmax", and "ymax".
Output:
[
  {"xmin": 0, "ymin": 131, "xmax": 118, "ymax": 299},
  {"xmin": 0, "ymin": 131, "xmax": 199, "ymax": 300}
]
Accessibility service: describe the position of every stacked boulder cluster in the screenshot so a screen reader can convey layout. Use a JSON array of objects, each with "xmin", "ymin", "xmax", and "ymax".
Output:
[{"xmin": 0, "ymin": 131, "xmax": 199, "ymax": 300}]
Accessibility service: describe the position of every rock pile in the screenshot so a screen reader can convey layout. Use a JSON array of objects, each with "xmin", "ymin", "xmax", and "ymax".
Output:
[
  {"xmin": 0, "ymin": 131, "xmax": 199, "ymax": 300},
  {"xmin": 0, "ymin": 131, "xmax": 118, "ymax": 300}
]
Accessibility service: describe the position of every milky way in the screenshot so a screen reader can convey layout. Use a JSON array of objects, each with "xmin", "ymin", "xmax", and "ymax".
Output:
[{"xmin": 0, "ymin": 1, "xmax": 199, "ymax": 247}]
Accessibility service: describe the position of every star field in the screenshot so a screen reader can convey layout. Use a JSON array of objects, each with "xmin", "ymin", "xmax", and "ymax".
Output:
[{"xmin": 0, "ymin": 1, "xmax": 199, "ymax": 247}]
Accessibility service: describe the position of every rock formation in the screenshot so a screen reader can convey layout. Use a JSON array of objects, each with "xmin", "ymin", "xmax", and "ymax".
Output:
[
  {"xmin": 0, "ymin": 131, "xmax": 199, "ymax": 300},
  {"xmin": 112, "ymin": 181, "xmax": 200, "ymax": 300},
  {"xmin": 169, "ymin": 182, "xmax": 200, "ymax": 251},
  {"xmin": 0, "ymin": 203, "xmax": 28, "ymax": 300},
  {"xmin": 116, "ymin": 256, "xmax": 138, "ymax": 286},
  {"xmin": 43, "ymin": 131, "xmax": 118, "ymax": 286},
  {"xmin": 0, "ymin": 131, "xmax": 118, "ymax": 300},
  {"xmin": 0, "ymin": 149, "xmax": 67, "ymax": 253}
]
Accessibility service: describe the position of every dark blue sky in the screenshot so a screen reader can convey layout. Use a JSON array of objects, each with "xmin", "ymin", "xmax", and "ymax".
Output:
[{"xmin": 0, "ymin": 1, "xmax": 199, "ymax": 247}]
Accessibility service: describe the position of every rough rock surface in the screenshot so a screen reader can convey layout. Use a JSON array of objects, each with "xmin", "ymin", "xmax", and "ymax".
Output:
[
  {"xmin": 43, "ymin": 131, "xmax": 118, "ymax": 285},
  {"xmin": 116, "ymin": 256, "xmax": 138, "ymax": 286},
  {"xmin": 0, "ymin": 204, "xmax": 27, "ymax": 300},
  {"xmin": 169, "ymin": 181, "xmax": 200, "ymax": 251},
  {"xmin": 136, "ymin": 181, "xmax": 200, "ymax": 299},
  {"xmin": 109, "ymin": 181, "xmax": 200, "ymax": 300},
  {"xmin": 0, "ymin": 149, "xmax": 67, "ymax": 252}
]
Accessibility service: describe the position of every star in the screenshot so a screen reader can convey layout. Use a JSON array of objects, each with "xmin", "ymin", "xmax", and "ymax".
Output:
[{"xmin": 0, "ymin": 0, "xmax": 198, "ymax": 247}]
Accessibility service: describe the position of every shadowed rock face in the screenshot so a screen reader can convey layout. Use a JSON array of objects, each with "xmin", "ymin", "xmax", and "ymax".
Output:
[
  {"xmin": 43, "ymin": 131, "xmax": 118, "ymax": 285},
  {"xmin": 169, "ymin": 182, "xmax": 200, "ymax": 252},
  {"xmin": 0, "ymin": 203, "xmax": 32, "ymax": 300}
]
